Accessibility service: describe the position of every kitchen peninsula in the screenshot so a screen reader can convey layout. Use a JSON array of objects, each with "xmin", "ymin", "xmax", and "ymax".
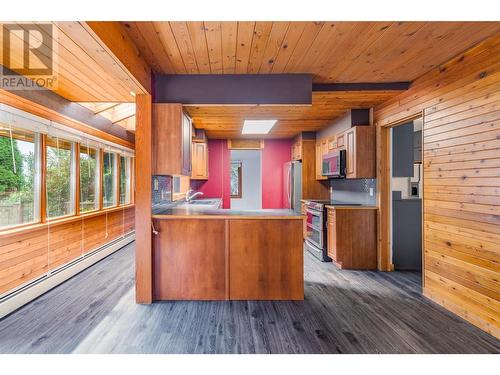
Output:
[{"xmin": 151, "ymin": 205, "xmax": 304, "ymax": 301}]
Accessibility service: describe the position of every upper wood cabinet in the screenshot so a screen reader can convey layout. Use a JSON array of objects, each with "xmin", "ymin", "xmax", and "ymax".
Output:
[
  {"xmin": 191, "ymin": 141, "xmax": 209, "ymax": 180},
  {"xmin": 344, "ymin": 126, "xmax": 375, "ymax": 179},
  {"xmin": 152, "ymin": 104, "xmax": 192, "ymax": 176}
]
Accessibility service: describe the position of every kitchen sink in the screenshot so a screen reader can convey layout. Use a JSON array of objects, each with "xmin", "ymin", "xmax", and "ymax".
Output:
[{"xmin": 188, "ymin": 200, "xmax": 220, "ymax": 205}]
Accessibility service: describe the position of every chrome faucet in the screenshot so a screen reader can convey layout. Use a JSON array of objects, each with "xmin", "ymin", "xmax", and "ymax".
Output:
[{"xmin": 185, "ymin": 189, "xmax": 204, "ymax": 202}]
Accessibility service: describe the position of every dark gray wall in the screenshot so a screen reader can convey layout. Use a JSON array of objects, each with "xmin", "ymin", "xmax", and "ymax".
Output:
[{"xmin": 392, "ymin": 122, "xmax": 414, "ymax": 177}]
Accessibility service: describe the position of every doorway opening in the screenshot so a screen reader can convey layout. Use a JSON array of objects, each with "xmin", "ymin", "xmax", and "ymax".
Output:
[
  {"xmin": 230, "ymin": 150, "xmax": 262, "ymax": 210},
  {"xmin": 389, "ymin": 117, "xmax": 423, "ymax": 280}
]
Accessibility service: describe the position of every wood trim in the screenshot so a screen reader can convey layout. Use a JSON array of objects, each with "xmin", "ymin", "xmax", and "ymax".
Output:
[
  {"xmin": 134, "ymin": 94, "xmax": 152, "ymax": 304},
  {"xmin": 75, "ymin": 143, "xmax": 81, "ymax": 216},
  {"xmin": 230, "ymin": 162, "xmax": 242, "ymax": 198},
  {"xmin": 116, "ymin": 152, "xmax": 121, "ymax": 207},
  {"xmin": 0, "ymin": 89, "xmax": 135, "ymax": 149},
  {"xmin": 40, "ymin": 134, "xmax": 47, "ymax": 223},
  {"xmin": 376, "ymin": 112, "xmax": 423, "ymax": 271},
  {"xmin": 225, "ymin": 219, "xmax": 230, "ymax": 300},
  {"xmin": 98, "ymin": 149, "xmax": 104, "ymax": 211},
  {"xmin": 227, "ymin": 139, "xmax": 264, "ymax": 149}
]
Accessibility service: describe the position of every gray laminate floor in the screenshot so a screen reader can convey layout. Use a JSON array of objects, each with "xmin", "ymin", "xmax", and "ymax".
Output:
[{"xmin": 0, "ymin": 243, "xmax": 499, "ymax": 354}]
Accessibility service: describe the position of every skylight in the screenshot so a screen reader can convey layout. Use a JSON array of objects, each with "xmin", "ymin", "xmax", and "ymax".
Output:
[{"xmin": 242, "ymin": 120, "xmax": 277, "ymax": 135}]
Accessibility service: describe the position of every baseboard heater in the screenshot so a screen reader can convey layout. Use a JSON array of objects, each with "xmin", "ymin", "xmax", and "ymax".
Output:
[{"xmin": 0, "ymin": 232, "xmax": 135, "ymax": 320}]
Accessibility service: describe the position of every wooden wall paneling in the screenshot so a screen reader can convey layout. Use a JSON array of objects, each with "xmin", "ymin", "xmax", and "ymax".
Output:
[
  {"xmin": 0, "ymin": 207, "xmax": 134, "ymax": 296},
  {"xmin": 135, "ymin": 94, "xmax": 153, "ymax": 303},
  {"xmin": 153, "ymin": 219, "xmax": 226, "ymax": 300},
  {"xmin": 229, "ymin": 219, "xmax": 304, "ymax": 300},
  {"xmin": 374, "ymin": 34, "xmax": 500, "ymax": 338}
]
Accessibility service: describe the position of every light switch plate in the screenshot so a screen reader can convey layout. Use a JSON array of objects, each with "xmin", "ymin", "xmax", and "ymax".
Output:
[{"xmin": 369, "ymin": 187, "xmax": 374, "ymax": 196}]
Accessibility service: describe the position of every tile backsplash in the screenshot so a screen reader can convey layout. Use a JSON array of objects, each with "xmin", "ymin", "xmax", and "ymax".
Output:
[
  {"xmin": 152, "ymin": 175, "xmax": 172, "ymax": 206},
  {"xmin": 329, "ymin": 178, "xmax": 377, "ymax": 205}
]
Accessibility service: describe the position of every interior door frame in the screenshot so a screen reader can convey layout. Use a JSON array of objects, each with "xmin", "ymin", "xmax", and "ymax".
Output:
[{"xmin": 376, "ymin": 111, "xmax": 424, "ymax": 272}]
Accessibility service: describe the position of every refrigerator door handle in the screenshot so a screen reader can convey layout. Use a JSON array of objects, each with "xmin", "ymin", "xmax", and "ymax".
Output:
[
  {"xmin": 289, "ymin": 164, "xmax": 294, "ymax": 209},
  {"xmin": 287, "ymin": 165, "xmax": 291, "ymax": 208}
]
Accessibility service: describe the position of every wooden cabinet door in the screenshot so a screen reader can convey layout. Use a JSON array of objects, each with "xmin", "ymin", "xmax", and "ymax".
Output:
[
  {"xmin": 315, "ymin": 142, "xmax": 322, "ymax": 179},
  {"xmin": 345, "ymin": 128, "xmax": 356, "ymax": 178},
  {"xmin": 337, "ymin": 133, "xmax": 345, "ymax": 149},
  {"xmin": 181, "ymin": 114, "xmax": 192, "ymax": 176},
  {"xmin": 191, "ymin": 142, "xmax": 208, "ymax": 180},
  {"xmin": 327, "ymin": 136, "xmax": 337, "ymax": 151},
  {"xmin": 327, "ymin": 209, "xmax": 337, "ymax": 261}
]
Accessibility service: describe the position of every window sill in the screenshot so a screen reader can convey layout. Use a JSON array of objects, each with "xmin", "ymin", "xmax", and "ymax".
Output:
[{"xmin": 0, "ymin": 204, "xmax": 135, "ymax": 240}]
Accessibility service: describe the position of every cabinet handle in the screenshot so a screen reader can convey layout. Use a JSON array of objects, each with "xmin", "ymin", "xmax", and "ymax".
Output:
[{"xmin": 151, "ymin": 222, "xmax": 159, "ymax": 235}]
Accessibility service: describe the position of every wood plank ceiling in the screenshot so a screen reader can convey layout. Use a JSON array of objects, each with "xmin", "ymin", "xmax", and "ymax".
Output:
[
  {"xmin": 0, "ymin": 22, "xmax": 145, "ymax": 102},
  {"xmin": 122, "ymin": 21, "xmax": 500, "ymax": 82},
  {"xmin": 184, "ymin": 91, "xmax": 402, "ymax": 138},
  {"xmin": 124, "ymin": 21, "xmax": 500, "ymax": 138}
]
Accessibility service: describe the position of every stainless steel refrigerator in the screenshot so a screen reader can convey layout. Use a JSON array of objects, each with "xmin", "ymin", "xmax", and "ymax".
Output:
[{"xmin": 282, "ymin": 161, "xmax": 302, "ymax": 212}]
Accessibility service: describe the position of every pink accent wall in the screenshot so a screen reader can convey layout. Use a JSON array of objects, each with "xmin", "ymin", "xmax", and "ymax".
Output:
[
  {"xmin": 190, "ymin": 139, "xmax": 231, "ymax": 208},
  {"xmin": 261, "ymin": 139, "xmax": 292, "ymax": 209}
]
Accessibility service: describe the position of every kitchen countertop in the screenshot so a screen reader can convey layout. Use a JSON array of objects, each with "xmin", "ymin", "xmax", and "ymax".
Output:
[
  {"xmin": 152, "ymin": 207, "xmax": 304, "ymax": 220},
  {"xmin": 300, "ymin": 199, "xmax": 377, "ymax": 210},
  {"xmin": 325, "ymin": 205, "xmax": 377, "ymax": 210}
]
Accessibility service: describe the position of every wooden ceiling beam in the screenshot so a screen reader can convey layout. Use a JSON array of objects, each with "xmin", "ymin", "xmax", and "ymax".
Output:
[{"xmin": 82, "ymin": 21, "xmax": 153, "ymax": 94}]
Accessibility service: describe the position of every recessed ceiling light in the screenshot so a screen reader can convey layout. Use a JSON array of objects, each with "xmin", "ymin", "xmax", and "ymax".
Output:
[{"xmin": 242, "ymin": 119, "xmax": 277, "ymax": 134}]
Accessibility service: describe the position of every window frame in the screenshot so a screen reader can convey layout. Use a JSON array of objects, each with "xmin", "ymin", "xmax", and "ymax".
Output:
[
  {"xmin": 0, "ymin": 126, "xmax": 42, "ymax": 230},
  {"xmin": 102, "ymin": 150, "xmax": 118, "ymax": 209},
  {"xmin": 0, "ymin": 106, "xmax": 135, "ymax": 234},
  {"xmin": 119, "ymin": 155, "xmax": 132, "ymax": 206},
  {"xmin": 230, "ymin": 161, "xmax": 242, "ymax": 199},
  {"xmin": 44, "ymin": 134, "xmax": 77, "ymax": 220},
  {"xmin": 78, "ymin": 143, "xmax": 101, "ymax": 214}
]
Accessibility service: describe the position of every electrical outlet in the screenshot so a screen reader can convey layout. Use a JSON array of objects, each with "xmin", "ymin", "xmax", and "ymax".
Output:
[{"xmin": 369, "ymin": 187, "xmax": 374, "ymax": 196}]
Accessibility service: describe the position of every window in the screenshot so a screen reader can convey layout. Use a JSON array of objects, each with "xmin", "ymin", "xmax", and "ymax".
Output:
[
  {"xmin": 46, "ymin": 136, "xmax": 75, "ymax": 219},
  {"xmin": 119, "ymin": 155, "xmax": 131, "ymax": 205},
  {"xmin": 80, "ymin": 145, "xmax": 99, "ymax": 212},
  {"xmin": 0, "ymin": 125, "xmax": 40, "ymax": 229},
  {"xmin": 230, "ymin": 161, "xmax": 242, "ymax": 198},
  {"xmin": 102, "ymin": 151, "xmax": 117, "ymax": 208}
]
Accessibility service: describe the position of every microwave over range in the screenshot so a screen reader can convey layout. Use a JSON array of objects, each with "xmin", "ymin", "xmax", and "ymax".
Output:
[{"xmin": 322, "ymin": 149, "xmax": 346, "ymax": 178}]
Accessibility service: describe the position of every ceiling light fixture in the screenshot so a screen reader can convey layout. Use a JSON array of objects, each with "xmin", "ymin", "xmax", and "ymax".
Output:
[{"xmin": 242, "ymin": 119, "xmax": 277, "ymax": 134}]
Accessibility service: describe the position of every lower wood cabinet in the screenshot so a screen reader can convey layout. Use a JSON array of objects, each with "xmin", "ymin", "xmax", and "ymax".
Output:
[
  {"xmin": 327, "ymin": 207, "xmax": 377, "ymax": 269},
  {"xmin": 153, "ymin": 219, "xmax": 226, "ymax": 300},
  {"xmin": 191, "ymin": 141, "xmax": 208, "ymax": 180},
  {"xmin": 152, "ymin": 217, "xmax": 304, "ymax": 301},
  {"xmin": 229, "ymin": 219, "xmax": 303, "ymax": 300}
]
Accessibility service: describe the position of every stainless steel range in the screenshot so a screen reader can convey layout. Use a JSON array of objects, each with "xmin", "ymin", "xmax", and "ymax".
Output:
[{"xmin": 304, "ymin": 199, "xmax": 361, "ymax": 262}]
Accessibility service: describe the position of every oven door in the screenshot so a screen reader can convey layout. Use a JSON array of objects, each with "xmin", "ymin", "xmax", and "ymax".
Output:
[
  {"xmin": 305, "ymin": 208, "xmax": 324, "ymax": 249},
  {"xmin": 306, "ymin": 224, "xmax": 323, "ymax": 249}
]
